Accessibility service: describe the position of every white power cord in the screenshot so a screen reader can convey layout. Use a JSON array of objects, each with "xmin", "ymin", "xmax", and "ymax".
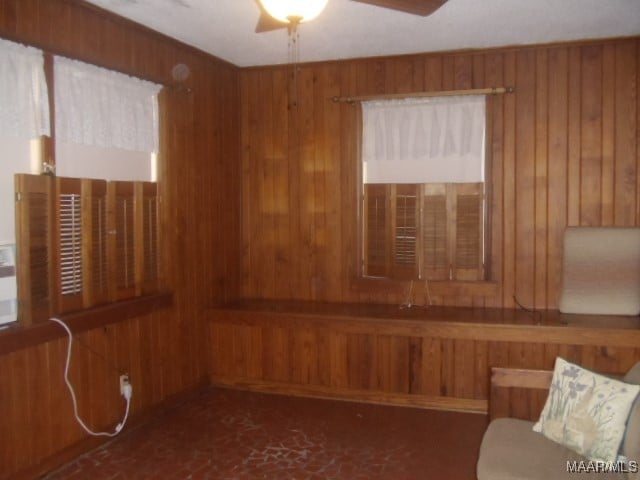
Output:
[{"xmin": 50, "ymin": 317, "xmax": 132, "ymax": 437}]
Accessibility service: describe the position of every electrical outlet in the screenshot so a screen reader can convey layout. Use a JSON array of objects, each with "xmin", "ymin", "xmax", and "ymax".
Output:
[{"xmin": 119, "ymin": 374, "xmax": 130, "ymax": 396}]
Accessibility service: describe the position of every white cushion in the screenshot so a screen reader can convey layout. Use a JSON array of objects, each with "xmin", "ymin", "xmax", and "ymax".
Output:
[
  {"xmin": 533, "ymin": 357, "xmax": 640, "ymax": 463},
  {"xmin": 559, "ymin": 227, "xmax": 640, "ymax": 315}
]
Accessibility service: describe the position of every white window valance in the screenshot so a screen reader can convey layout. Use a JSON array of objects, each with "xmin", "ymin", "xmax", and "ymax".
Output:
[
  {"xmin": 0, "ymin": 38, "xmax": 50, "ymax": 138},
  {"xmin": 362, "ymin": 95, "xmax": 486, "ymax": 184},
  {"xmin": 54, "ymin": 56, "xmax": 162, "ymax": 152}
]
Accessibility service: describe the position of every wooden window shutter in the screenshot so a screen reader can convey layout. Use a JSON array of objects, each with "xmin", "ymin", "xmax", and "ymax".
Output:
[
  {"xmin": 135, "ymin": 182, "xmax": 159, "ymax": 294},
  {"xmin": 451, "ymin": 183, "xmax": 484, "ymax": 281},
  {"xmin": 363, "ymin": 184, "xmax": 389, "ymax": 277},
  {"xmin": 83, "ymin": 178, "xmax": 109, "ymax": 307},
  {"xmin": 55, "ymin": 177, "xmax": 84, "ymax": 313},
  {"xmin": 108, "ymin": 181, "xmax": 136, "ymax": 300},
  {"xmin": 15, "ymin": 174, "xmax": 53, "ymax": 325},
  {"xmin": 391, "ymin": 184, "xmax": 419, "ymax": 279},
  {"xmin": 422, "ymin": 184, "xmax": 448, "ymax": 280},
  {"xmin": 363, "ymin": 182, "xmax": 484, "ymax": 283}
]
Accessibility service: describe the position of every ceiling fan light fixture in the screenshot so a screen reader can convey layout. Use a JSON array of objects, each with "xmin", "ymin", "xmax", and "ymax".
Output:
[{"xmin": 259, "ymin": 0, "xmax": 329, "ymax": 24}]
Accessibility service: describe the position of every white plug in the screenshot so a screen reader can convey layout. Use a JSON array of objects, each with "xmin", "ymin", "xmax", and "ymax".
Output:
[
  {"xmin": 115, "ymin": 375, "xmax": 133, "ymax": 433},
  {"xmin": 119, "ymin": 374, "xmax": 130, "ymax": 397},
  {"xmin": 120, "ymin": 374, "xmax": 133, "ymax": 400},
  {"xmin": 122, "ymin": 381, "xmax": 133, "ymax": 401}
]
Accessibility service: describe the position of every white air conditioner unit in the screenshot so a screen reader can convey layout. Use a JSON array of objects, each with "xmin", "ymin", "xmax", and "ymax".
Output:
[{"xmin": 0, "ymin": 244, "xmax": 17, "ymax": 325}]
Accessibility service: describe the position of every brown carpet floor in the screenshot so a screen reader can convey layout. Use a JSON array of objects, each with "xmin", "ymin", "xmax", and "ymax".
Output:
[{"xmin": 46, "ymin": 388, "xmax": 488, "ymax": 479}]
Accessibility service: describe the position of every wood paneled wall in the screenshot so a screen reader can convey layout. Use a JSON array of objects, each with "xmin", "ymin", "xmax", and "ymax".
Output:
[
  {"xmin": 1, "ymin": 1, "xmax": 639, "ymax": 475},
  {"xmin": 240, "ymin": 37, "xmax": 640, "ymax": 309},
  {"xmin": 0, "ymin": 0, "xmax": 240, "ymax": 477}
]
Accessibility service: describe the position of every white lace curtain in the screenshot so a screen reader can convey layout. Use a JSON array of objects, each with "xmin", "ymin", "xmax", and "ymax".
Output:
[
  {"xmin": 0, "ymin": 38, "xmax": 50, "ymax": 138},
  {"xmin": 54, "ymin": 56, "xmax": 162, "ymax": 153},
  {"xmin": 362, "ymin": 95, "xmax": 486, "ymax": 184}
]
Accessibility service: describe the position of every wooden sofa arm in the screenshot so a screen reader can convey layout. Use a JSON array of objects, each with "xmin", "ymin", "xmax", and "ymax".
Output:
[
  {"xmin": 489, "ymin": 367, "xmax": 553, "ymax": 422},
  {"xmin": 491, "ymin": 367, "xmax": 553, "ymax": 389}
]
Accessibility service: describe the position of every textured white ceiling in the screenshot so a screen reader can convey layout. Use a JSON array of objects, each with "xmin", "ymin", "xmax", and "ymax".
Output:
[{"xmin": 85, "ymin": 0, "xmax": 640, "ymax": 67}]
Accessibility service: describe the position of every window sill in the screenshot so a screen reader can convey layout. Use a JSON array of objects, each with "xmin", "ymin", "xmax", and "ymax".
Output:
[
  {"xmin": 349, "ymin": 276, "xmax": 498, "ymax": 298},
  {"xmin": 0, "ymin": 292, "xmax": 173, "ymax": 356}
]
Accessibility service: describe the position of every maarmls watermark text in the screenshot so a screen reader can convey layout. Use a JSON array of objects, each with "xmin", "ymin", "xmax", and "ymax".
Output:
[{"xmin": 567, "ymin": 460, "xmax": 638, "ymax": 474}]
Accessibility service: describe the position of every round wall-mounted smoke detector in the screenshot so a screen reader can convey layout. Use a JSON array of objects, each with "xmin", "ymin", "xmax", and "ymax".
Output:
[{"xmin": 171, "ymin": 63, "xmax": 190, "ymax": 82}]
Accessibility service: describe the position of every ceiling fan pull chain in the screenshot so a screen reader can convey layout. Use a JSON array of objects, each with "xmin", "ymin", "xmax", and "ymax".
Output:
[
  {"xmin": 288, "ymin": 27, "xmax": 293, "ymax": 65},
  {"xmin": 287, "ymin": 25, "xmax": 300, "ymax": 108}
]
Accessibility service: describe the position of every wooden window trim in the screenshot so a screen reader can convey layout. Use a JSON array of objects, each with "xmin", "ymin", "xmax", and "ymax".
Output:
[{"xmin": 0, "ymin": 291, "xmax": 173, "ymax": 356}]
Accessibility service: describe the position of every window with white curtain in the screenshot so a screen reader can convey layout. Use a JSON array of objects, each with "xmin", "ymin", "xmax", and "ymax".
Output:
[
  {"xmin": 7, "ymin": 53, "xmax": 163, "ymax": 326},
  {"xmin": 21, "ymin": 56, "xmax": 164, "ymax": 319},
  {"xmin": 53, "ymin": 56, "xmax": 161, "ymax": 181},
  {"xmin": 0, "ymin": 38, "xmax": 50, "ymax": 325},
  {"xmin": 361, "ymin": 95, "xmax": 487, "ymax": 282}
]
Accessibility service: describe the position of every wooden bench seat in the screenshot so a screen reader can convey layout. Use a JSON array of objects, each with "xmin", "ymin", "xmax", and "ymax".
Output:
[{"xmin": 208, "ymin": 299, "xmax": 640, "ymax": 414}]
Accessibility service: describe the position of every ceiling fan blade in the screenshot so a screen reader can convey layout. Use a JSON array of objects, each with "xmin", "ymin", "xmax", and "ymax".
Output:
[
  {"xmin": 351, "ymin": 0, "xmax": 448, "ymax": 16},
  {"xmin": 254, "ymin": 1, "xmax": 288, "ymax": 33}
]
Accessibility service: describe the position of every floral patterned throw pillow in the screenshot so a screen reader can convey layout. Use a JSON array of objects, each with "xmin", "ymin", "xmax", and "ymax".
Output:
[{"xmin": 533, "ymin": 357, "xmax": 640, "ymax": 463}]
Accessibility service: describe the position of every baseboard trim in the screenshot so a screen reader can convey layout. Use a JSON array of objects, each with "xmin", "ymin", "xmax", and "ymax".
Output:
[
  {"xmin": 11, "ymin": 379, "xmax": 210, "ymax": 480},
  {"xmin": 210, "ymin": 376, "xmax": 487, "ymax": 414}
]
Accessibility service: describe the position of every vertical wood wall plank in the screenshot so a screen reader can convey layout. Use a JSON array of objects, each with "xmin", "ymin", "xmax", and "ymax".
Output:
[
  {"xmin": 601, "ymin": 44, "xmax": 616, "ymax": 226},
  {"xmin": 484, "ymin": 53, "xmax": 504, "ymax": 307},
  {"xmin": 273, "ymin": 68, "xmax": 292, "ymax": 299},
  {"xmin": 614, "ymin": 42, "xmax": 638, "ymax": 226},
  {"xmin": 501, "ymin": 51, "xmax": 517, "ymax": 308},
  {"xmin": 567, "ymin": 47, "xmax": 582, "ymax": 226},
  {"xmin": 534, "ymin": 50, "xmax": 549, "ymax": 309},
  {"xmin": 546, "ymin": 47, "xmax": 569, "ymax": 307},
  {"xmin": 580, "ymin": 45, "xmax": 603, "ymax": 226},
  {"xmin": 514, "ymin": 50, "xmax": 536, "ymax": 309}
]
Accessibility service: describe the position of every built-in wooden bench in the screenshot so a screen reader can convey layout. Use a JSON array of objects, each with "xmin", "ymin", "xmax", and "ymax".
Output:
[{"xmin": 208, "ymin": 300, "xmax": 640, "ymax": 414}]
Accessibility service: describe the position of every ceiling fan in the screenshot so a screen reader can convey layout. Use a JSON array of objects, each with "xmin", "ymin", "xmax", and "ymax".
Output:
[{"xmin": 255, "ymin": 0, "xmax": 449, "ymax": 33}]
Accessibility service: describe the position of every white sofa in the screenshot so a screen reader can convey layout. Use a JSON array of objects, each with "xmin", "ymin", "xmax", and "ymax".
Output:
[{"xmin": 477, "ymin": 363, "xmax": 640, "ymax": 480}]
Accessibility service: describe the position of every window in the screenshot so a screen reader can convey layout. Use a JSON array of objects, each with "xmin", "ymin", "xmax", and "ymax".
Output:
[
  {"xmin": 0, "ymin": 38, "xmax": 50, "ymax": 325},
  {"xmin": 6, "ymin": 52, "xmax": 163, "ymax": 326},
  {"xmin": 360, "ymin": 95, "xmax": 487, "ymax": 282}
]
